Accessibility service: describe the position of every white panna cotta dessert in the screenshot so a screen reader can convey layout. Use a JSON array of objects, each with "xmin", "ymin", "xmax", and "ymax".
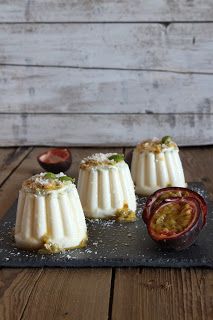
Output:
[
  {"xmin": 77, "ymin": 153, "xmax": 137, "ymax": 221},
  {"xmin": 131, "ymin": 136, "xmax": 187, "ymax": 196},
  {"xmin": 15, "ymin": 172, "xmax": 87, "ymax": 252}
]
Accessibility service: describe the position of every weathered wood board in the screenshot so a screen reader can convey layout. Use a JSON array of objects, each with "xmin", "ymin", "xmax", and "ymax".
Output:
[
  {"xmin": 0, "ymin": 66, "xmax": 212, "ymax": 114},
  {"xmin": 0, "ymin": 3, "xmax": 213, "ymax": 146},
  {"xmin": 0, "ymin": 23, "xmax": 213, "ymax": 72},
  {"xmin": 0, "ymin": 0, "xmax": 213, "ymax": 22},
  {"xmin": 0, "ymin": 113, "xmax": 211, "ymax": 146}
]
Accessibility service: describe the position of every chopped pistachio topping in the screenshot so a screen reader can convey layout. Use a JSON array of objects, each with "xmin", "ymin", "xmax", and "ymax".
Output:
[
  {"xmin": 59, "ymin": 175, "xmax": 75, "ymax": 183},
  {"xmin": 161, "ymin": 135, "xmax": 172, "ymax": 145},
  {"xmin": 108, "ymin": 154, "xmax": 124, "ymax": 163},
  {"xmin": 44, "ymin": 172, "xmax": 57, "ymax": 180}
]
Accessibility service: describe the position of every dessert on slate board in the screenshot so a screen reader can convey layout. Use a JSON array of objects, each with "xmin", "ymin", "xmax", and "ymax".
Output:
[
  {"xmin": 15, "ymin": 172, "xmax": 87, "ymax": 253},
  {"xmin": 77, "ymin": 153, "xmax": 137, "ymax": 221},
  {"xmin": 131, "ymin": 136, "xmax": 187, "ymax": 196}
]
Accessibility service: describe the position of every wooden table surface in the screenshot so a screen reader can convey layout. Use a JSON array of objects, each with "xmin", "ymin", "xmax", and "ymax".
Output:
[{"xmin": 0, "ymin": 146, "xmax": 212, "ymax": 320}]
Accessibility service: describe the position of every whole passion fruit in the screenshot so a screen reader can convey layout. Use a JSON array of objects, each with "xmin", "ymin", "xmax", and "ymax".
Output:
[
  {"xmin": 143, "ymin": 187, "xmax": 207, "ymax": 227},
  {"xmin": 37, "ymin": 148, "xmax": 72, "ymax": 173},
  {"xmin": 147, "ymin": 197, "xmax": 203, "ymax": 250}
]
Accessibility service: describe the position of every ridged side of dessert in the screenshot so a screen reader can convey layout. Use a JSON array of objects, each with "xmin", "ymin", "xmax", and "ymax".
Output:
[
  {"xmin": 15, "ymin": 172, "xmax": 87, "ymax": 252},
  {"xmin": 77, "ymin": 153, "xmax": 136, "ymax": 220},
  {"xmin": 131, "ymin": 137, "xmax": 187, "ymax": 196}
]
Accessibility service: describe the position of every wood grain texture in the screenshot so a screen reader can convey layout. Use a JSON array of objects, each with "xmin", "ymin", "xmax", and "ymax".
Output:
[
  {"xmin": 1, "ymin": 0, "xmax": 213, "ymax": 22},
  {"xmin": 0, "ymin": 147, "xmax": 31, "ymax": 185},
  {"xmin": 0, "ymin": 268, "xmax": 43, "ymax": 320},
  {"xmin": 111, "ymin": 268, "xmax": 213, "ymax": 320},
  {"xmin": 1, "ymin": 23, "xmax": 213, "ymax": 72},
  {"xmin": 0, "ymin": 113, "xmax": 212, "ymax": 147},
  {"xmin": 180, "ymin": 147, "xmax": 213, "ymax": 200},
  {"xmin": 0, "ymin": 147, "xmax": 45, "ymax": 219},
  {"xmin": 21, "ymin": 268, "xmax": 112, "ymax": 320},
  {"xmin": 1, "ymin": 66, "xmax": 213, "ymax": 114}
]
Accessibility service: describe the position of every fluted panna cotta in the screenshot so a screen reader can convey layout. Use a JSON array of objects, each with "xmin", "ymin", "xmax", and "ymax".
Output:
[
  {"xmin": 15, "ymin": 172, "xmax": 87, "ymax": 252},
  {"xmin": 77, "ymin": 153, "xmax": 137, "ymax": 220},
  {"xmin": 131, "ymin": 136, "xmax": 187, "ymax": 196}
]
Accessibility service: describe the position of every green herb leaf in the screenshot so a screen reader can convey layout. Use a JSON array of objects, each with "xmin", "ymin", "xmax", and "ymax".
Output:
[
  {"xmin": 44, "ymin": 172, "xmax": 56, "ymax": 180},
  {"xmin": 59, "ymin": 176, "xmax": 75, "ymax": 183},
  {"xmin": 108, "ymin": 154, "xmax": 124, "ymax": 163},
  {"xmin": 161, "ymin": 136, "xmax": 172, "ymax": 145}
]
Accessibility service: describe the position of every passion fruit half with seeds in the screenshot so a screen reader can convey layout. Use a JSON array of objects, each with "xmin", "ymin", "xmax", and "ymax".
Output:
[
  {"xmin": 146, "ymin": 196, "xmax": 204, "ymax": 250},
  {"xmin": 143, "ymin": 187, "xmax": 207, "ymax": 227},
  {"xmin": 37, "ymin": 148, "xmax": 72, "ymax": 173}
]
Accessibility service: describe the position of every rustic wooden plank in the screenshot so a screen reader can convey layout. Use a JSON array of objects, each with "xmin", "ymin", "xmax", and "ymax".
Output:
[
  {"xmin": 180, "ymin": 147, "xmax": 213, "ymax": 200},
  {"xmin": 0, "ymin": 23, "xmax": 213, "ymax": 73},
  {"xmin": 0, "ymin": 147, "xmax": 117, "ymax": 320},
  {"xmin": 0, "ymin": 268, "xmax": 43, "ymax": 320},
  {"xmin": 0, "ymin": 66, "xmax": 213, "ymax": 114},
  {"xmin": 111, "ymin": 268, "xmax": 213, "ymax": 320},
  {"xmin": 0, "ymin": 147, "xmax": 31, "ymax": 185},
  {"xmin": 0, "ymin": 113, "xmax": 212, "ymax": 147},
  {"xmin": 1, "ymin": 0, "xmax": 213, "ymax": 22},
  {"xmin": 20, "ymin": 268, "xmax": 112, "ymax": 320}
]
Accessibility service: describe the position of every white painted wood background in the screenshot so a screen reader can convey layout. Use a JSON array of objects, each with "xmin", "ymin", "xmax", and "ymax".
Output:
[{"xmin": 0, "ymin": 1, "xmax": 212, "ymax": 146}]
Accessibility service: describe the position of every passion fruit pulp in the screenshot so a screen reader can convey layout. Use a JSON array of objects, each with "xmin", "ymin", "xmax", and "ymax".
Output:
[
  {"xmin": 37, "ymin": 148, "xmax": 72, "ymax": 173},
  {"xmin": 143, "ymin": 187, "xmax": 207, "ymax": 227},
  {"xmin": 147, "ymin": 197, "xmax": 203, "ymax": 250}
]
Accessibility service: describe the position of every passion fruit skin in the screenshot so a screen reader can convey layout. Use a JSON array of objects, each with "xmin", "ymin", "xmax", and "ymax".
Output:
[
  {"xmin": 37, "ymin": 148, "xmax": 72, "ymax": 174},
  {"xmin": 143, "ymin": 186, "xmax": 207, "ymax": 227},
  {"xmin": 147, "ymin": 197, "xmax": 204, "ymax": 251}
]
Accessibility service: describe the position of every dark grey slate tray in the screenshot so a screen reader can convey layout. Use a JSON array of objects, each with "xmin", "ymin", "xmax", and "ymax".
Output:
[{"xmin": 0, "ymin": 182, "xmax": 212, "ymax": 268}]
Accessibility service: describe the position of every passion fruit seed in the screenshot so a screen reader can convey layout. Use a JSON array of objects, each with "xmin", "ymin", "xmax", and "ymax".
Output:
[
  {"xmin": 161, "ymin": 136, "xmax": 172, "ymax": 145},
  {"xmin": 151, "ymin": 202, "xmax": 193, "ymax": 236},
  {"xmin": 59, "ymin": 176, "xmax": 75, "ymax": 183},
  {"xmin": 108, "ymin": 154, "xmax": 124, "ymax": 163},
  {"xmin": 44, "ymin": 172, "xmax": 57, "ymax": 180}
]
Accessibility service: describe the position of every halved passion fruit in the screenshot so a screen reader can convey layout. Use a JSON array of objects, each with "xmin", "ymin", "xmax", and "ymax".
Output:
[
  {"xmin": 147, "ymin": 197, "xmax": 203, "ymax": 250},
  {"xmin": 143, "ymin": 187, "xmax": 207, "ymax": 227},
  {"xmin": 37, "ymin": 148, "xmax": 72, "ymax": 173}
]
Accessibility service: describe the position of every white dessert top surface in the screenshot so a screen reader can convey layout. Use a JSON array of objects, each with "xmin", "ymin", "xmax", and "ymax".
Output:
[
  {"xmin": 80, "ymin": 153, "xmax": 125, "ymax": 169},
  {"xmin": 22, "ymin": 172, "xmax": 75, "ymax": 194},
  {"xmin": 136, "ymin": 137, "xmax": 178, "ymax": 154}
]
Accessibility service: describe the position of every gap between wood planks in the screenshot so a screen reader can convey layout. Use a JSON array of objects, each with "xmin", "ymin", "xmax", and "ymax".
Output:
[
  {"xmin": 1, "ymin": 63, "xmax": 213, "ymax": 75},
  {"xmin": 1, "ymin": 21, "xmax": 213, "ymax": 24}
]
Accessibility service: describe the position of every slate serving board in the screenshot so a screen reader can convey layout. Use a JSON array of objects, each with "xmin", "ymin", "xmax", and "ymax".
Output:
[{"xmin": 0, "ymin": 182, "xmax": 212, "ymax": 268}]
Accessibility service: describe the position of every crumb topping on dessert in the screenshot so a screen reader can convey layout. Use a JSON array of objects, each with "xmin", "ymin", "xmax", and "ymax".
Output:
[
  {"xmin": 22, "ymin": 172, "xmax": 75, "ymax": 193},
  {"xmin": 136, "ymin": 136, "xmax": 178, "ymax": 154},
  {"xmin": 80, "ymin": 153, "xmax": 124, "ymax": 169}
]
